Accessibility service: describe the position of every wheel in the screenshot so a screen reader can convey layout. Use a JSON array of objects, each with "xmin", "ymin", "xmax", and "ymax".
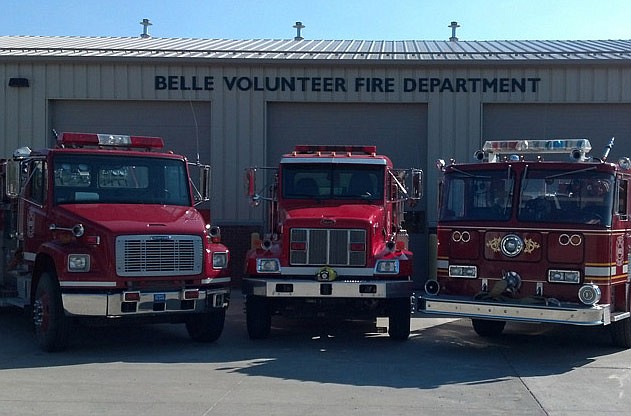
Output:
[
  {"xmin": 610, "ymin": 318, "xmax": 631, "ymax": 349},
  {"xmin": 471, "ymin": 318, "xmax": 506, "ymax": 337},
  {"xmin": 33, "ymin": 271, "xmax": 71, "ymax": 352},
  {"xmin": 185, "ymin": 309, "xmax": 226, "ymax": 343},
  {"xmin": 387, "ymin": 297, "xmax": 411, "ymax": 341},
  {"xmin": 246, "ymin": 295, "xmax": 271, "ymax": 339}
]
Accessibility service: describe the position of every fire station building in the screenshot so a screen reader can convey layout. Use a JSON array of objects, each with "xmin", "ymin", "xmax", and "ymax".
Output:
[{"xmin": 1, "ymin": 34, "xmax": 630, "ymax": 282}]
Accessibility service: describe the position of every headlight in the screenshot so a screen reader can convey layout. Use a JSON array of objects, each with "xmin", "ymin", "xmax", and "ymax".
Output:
[
  {"xmin": 256, "ymin": 258, "xmax": 281, "ymax": 273},
  {"xmin": 548, "ymin": 269, "xmax": 580, "ymax": 283},
  {"xmin": 212, "ymin": 252, "xmax": 228, "ymax": 269},
  {"xmin": 374, "ymin": 259, "xmax": 399, "ymax": 274},
  {"xmin": 578, "ymin": 284, "xmax": 601, "ymax": 305},
  {"xmin": 67, "ymin": 254, "xmax": 90, "ymax": 272},
  {"xmin": 448, "ymin": 265, "xmax": 477, "ymax": 278}
]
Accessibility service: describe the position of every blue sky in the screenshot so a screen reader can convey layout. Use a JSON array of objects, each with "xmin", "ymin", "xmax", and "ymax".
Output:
[{"xmin": 1, "ymin": 0, "xmax": 629, "ymax": 41}]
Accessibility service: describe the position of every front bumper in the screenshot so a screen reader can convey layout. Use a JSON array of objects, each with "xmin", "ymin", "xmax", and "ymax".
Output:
[
  {"xmin": 414, "ymin": 293, "xmax": 612, "ymax": 326},
  {"xmin": 62, "ymin": 287, "xmax": 230, "ymax": 317},
  {"xmin": 243, "ymin": 278, "xmax": 411, "ymax": 299}
]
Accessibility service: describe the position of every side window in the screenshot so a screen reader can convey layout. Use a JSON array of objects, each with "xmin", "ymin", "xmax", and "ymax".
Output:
[
  {"xmin": 29, "ymin": 160, "xmax": 47, "ymax": 204},
  {"xmin": 617, "ymin": 179, "xmax": 628, "ymax": 219}
]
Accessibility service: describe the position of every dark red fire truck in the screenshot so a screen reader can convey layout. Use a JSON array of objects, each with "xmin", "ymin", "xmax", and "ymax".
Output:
[{"xmin": 415, "ymin": 138, "xmax": 631, "ymax": 348}]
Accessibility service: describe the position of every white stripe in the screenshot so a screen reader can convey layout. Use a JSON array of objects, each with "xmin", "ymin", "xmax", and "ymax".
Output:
[
  {"xmin": 584, "ymin": 266, "xmax": 616, "ymax": 277},
  {"xmin": 59, "ymin": 281, "xmax": 117, "ymax": 288},
  {"xmin": 23, "ymin": 251, "xmax": 36, "ymax": 261}
]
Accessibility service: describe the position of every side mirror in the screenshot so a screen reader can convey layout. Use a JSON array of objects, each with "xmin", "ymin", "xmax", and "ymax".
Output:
[
  {"xmin": 199, "ymin": 165, "xmax": 210, "ymax": 202},
  {"xmin": 245, "ymin": 168, "xmax": 260, "ymax": 206},
  {"xmin": 5, "ymin": 160, "xmax": 21, "ymax": 199}
]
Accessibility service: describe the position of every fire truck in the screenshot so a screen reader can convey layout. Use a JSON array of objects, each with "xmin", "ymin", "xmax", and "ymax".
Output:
[
  {"xmin": 243, "ymin": 145, "xmax": 422, "ymax": 340},
  {"xmin": 0, "ymin": 132, "xmax": 231, "ymax": 351},
  {"xmin": 415, "ymin": 138, "xmax": 631, "ymax": 348}
]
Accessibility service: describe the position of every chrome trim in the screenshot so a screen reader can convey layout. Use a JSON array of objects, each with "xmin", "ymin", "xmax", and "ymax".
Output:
[
  {"xmin": 244, "ymin": 278, "xmax": 411, "ymax": 298},
  {"xmin": 61, "ymin": 288, "xmax": 230, "ymax": 316},
  {"xmin": 416, "ymin": 294, "xmax": 611, "ymax": 326}
]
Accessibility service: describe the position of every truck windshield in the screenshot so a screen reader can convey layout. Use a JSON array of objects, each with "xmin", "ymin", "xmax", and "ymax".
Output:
[
  {"xmin": 53, "ymin": 154, "xmax": 191, "ymax": 206},
  {"xmin": 282, "ymin": 164, "xmax": 384, "ymax": 201},
  {"xmin": 439, "ymin": 168, "xmax": 514, "ymax": 221},
  {"xmin": 518, "ymin": 169, "xmax": 614, "ymax": 226}
]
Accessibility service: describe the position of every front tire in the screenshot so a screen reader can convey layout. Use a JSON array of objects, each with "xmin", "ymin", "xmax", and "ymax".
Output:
[
  {"xmin": 186, "ymin": 309, "xmax": 226, "ymax": 343},
  {"xmin": 388, "ymin": 298, "xmax": 411, "ymax": 341},
  {"xmin": 246, "ymin": 295, "xmax": 271, "ymax": 339},
  {"xmin": 610, "ymin": 318, "xmax": 631, "ymax": 349},
  {"xmin": 472, "ymin": 318, "xmax": 506, "ymax": 337},
  {"xmin": 33, "ymin": 271, "xmax": 71, "ymax": 352}
]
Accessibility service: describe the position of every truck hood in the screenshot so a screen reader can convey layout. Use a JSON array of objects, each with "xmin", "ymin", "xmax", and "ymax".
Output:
[
  {"xmin": 57, "ymin": 204, "xmax": 206, "ymax": 235},
  {"xmin": 282, "ymin": 204, "xmax": 384, "ymax": 228}
]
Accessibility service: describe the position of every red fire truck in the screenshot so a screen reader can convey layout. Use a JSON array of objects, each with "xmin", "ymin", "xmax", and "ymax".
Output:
[
  {"xmin": 415, "ymin": 138, "xmax": 631, "ymax": 348},
  {"xmin": 0, "ymin": 132, "xmax": 231, "ymax": 351},
  {"xmin": 243, "ymin": 145, "xmax": 422, "ymax": 340}
]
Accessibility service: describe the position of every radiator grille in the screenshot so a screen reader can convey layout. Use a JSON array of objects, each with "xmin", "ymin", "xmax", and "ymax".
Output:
[
  {"xmin": 290, "ymin": 228, "xmax": 366, "ymax": 266},
  {"xmin": 116, "ymin": 235, "xmax": 203, "ymax": 276}
]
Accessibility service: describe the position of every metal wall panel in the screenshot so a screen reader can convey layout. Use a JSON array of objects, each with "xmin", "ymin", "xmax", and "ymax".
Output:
[{"xmin": 1, "ymin": 60, "xmax": 631, "ymax": 230}]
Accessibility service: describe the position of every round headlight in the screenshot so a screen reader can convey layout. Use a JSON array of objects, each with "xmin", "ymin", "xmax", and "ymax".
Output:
[
  {"xmin": 578, "ymin": 284, "xmax": 601, "ymax": 306},
  {"xmin": 501, "ymin": 234, "xmax": 523, "ymax": 257}
]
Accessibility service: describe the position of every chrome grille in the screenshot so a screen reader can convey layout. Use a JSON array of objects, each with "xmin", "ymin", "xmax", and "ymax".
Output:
[
  {"xmin": 116, "ymin": 235, "xmax": 203, "ymax": 277},
  {"xmin": 290, "ymin": 228, "xmax": 366, "ymax": 266}
]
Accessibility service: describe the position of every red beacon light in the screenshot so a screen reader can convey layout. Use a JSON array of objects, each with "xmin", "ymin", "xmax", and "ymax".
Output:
[
  {"xmin": 58, "ymin": 132, "xmax": 164, "ymax": 150},
  {"xmin": 294, "ymin": 144, "xmax": 377, "ymax": 155}
]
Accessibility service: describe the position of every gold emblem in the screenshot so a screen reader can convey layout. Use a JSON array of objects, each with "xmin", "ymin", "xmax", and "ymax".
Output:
[
  {"xmin": 523, "ymin": 238, "xmax": 540, "ymax": 254},
  {"xmin": 316, "ymin": 266, "xmax": 337, "ymax": 282},
  {"xmin": 486, "ymin": 237, "xmax": 501, "ymax": 253}
]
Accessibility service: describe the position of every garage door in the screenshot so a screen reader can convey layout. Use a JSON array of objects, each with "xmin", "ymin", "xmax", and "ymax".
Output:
[
  {"xmin": 268, "ymin": 102, "xmax": 430, "ymax": 283},
  {"xmin": 50, "ymin": 100, "xmax": 211, "ymax": 165},
  {"xmin": 483, "ymin": 104, "xmax": 631, "ymax": 160}
]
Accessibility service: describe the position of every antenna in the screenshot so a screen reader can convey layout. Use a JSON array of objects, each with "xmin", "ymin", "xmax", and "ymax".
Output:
[{"xmin": 189, "ymin": 101, "xmax": 201, "ymax": 164}]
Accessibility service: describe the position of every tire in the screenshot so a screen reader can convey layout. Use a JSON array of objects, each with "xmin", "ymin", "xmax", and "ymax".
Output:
[
  {"xmin": 610, "ymin": 318, "xmax": 631, "ymax": 349},
  {"xmin": 185, "ymin": 308, "xmax": 226, "ymax": 343},
  {"xmin": 246, "ymin": 295, "xmax": 271, "ymax": 339},
  {"xmin": 472, "ymin": 318, "xmax": 506, "ymax": 338},
  {"xmin": 388, "ymin": 297, "xmax": 411, "ymax": 341},
  {"xmin": 33, "ymin": 271, "xmax": 71, "ymax": 352}
]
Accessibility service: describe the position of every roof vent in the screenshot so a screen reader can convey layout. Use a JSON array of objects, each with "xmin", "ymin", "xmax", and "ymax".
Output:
[
  {"xmin": 293, "ymin": 21, "xmax": 305, "ymax": 41},
  {"xmin": 140, "ymin": 18, "xmax": 152, "ymax": 39},
  {"xmin": 448, "ymin": 21, "xmax": 460, "ymax": 42}
]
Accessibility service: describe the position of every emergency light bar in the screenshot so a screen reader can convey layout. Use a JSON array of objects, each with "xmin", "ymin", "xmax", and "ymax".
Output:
[
  {"xmin": 482, "ymin": 139, "xmax": 592, "ymax": 154},
  {"xmin": 293, "ymin": 145, "xmax": 377, "ymax": 155},
  {"xmin": 58, "ymin": 132, "xmax": 164, "ymax": 150}
]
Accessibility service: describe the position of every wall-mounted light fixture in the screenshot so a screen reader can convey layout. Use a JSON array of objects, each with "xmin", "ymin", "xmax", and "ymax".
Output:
[{"xmin": 8, "ymin": 77, "xmax": 30, "ymax": 87}]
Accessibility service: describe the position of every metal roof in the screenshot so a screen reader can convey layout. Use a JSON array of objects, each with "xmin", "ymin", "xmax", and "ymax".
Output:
[{"xmin": 0, "ymin": 36, "xmax": 630, "ymax": 63}]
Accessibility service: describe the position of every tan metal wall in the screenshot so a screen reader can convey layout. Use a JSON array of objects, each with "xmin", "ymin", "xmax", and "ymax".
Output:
[{"xmin": 1, "ymin": 60, "xmax": 631, "ymax": 226}]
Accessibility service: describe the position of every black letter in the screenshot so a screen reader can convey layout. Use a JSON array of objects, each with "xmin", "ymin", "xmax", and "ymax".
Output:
[{"xmin": 155, "ymin": 76, "xmax": 167, "ymax": 90}]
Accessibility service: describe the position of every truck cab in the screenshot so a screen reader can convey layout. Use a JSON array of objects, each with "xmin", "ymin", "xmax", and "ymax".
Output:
[{"xmin": 243, "ymin": 145, "xmax": 422, "ymax": 340}]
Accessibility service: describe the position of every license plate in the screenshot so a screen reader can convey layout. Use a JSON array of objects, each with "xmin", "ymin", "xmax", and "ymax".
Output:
[{"xmin": 154, "ymin": 293, "xmax": 166, "ymax": 302}]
